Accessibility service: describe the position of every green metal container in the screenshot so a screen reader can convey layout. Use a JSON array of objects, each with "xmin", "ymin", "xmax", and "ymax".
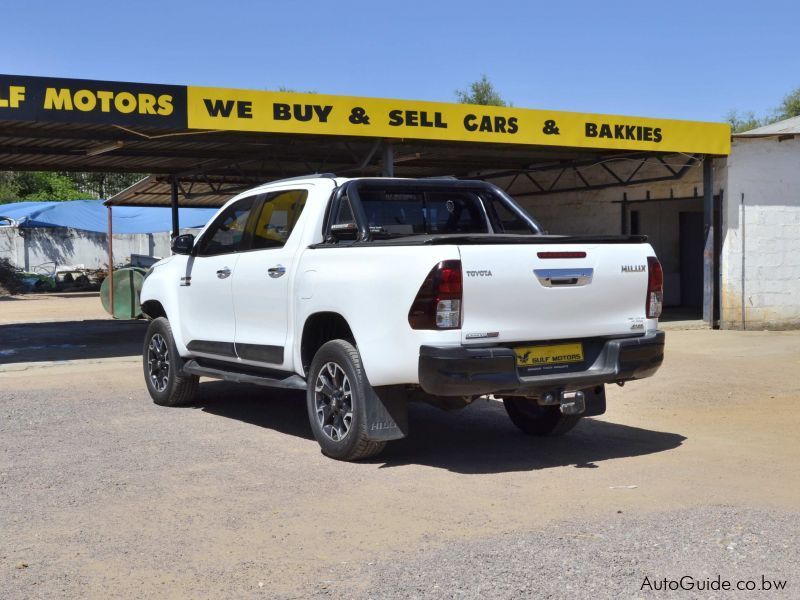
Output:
[{"xmin": 100, "ymin": 267, "xmax": 147, "ymax": 319}]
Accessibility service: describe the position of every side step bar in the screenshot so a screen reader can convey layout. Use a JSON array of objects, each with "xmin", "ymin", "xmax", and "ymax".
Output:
[{"xmin": 182, "ymin": 359, "xmax": 307, "ymax": 391}]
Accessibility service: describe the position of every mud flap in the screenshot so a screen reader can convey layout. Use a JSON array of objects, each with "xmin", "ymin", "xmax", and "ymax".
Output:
[
  {"xmin": 582, "ymin": 384, "xmax": 607, "ymax": 417},
  {"xmin": 365, "ymin": 386, "xmax": 408, "ymax": 441}
]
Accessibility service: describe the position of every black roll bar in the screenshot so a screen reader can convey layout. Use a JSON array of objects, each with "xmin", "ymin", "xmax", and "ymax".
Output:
[{"xmin": 331, "ymin": 178, "xmax": 543, "ymax": 242}]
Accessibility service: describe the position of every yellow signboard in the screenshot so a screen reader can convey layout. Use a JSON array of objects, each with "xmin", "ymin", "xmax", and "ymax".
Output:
[
  {"xmin": 187, "ymin": 86, "xmax": 731, "ymax": 155},
  {"xmin": 0, "ymin": 74, "xmax": 731, "ymax": 155}
]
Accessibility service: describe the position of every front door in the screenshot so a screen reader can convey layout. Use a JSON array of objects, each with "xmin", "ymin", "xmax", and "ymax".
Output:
[
  {"xmin": 178, "ymin": 195, "xmax": 257, "ymax": 360},
  {"xmin": 233, "ymin": 188, "xmax": 309, "ymax": 368}
]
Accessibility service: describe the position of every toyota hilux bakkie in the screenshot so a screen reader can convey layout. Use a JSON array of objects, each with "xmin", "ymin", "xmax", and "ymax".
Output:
[{"xmin": 140, "ymin": 175, "xmax": 665, "ymax": 461}]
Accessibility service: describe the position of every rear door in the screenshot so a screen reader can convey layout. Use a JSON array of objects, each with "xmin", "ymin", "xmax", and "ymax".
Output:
[
  {"xmin": 458, "ymin": 241, "xmax": 652, "ymax": 345},
  {"xmin": 178, "ymin": 195, "xmax": 257, "ymax": 360},
  {"xmin": 232, "ymin": 188, "xmax": 309, "ymax": 368}
]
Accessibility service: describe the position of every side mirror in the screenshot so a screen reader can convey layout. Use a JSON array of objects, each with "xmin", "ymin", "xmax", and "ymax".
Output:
[
  {"xmin": 329, "ymin": 222, "xmax": 359, "ymax": 242},
  {"xmin": 171, "ymin": 233, "xmax": 194, "ymax": 255}
]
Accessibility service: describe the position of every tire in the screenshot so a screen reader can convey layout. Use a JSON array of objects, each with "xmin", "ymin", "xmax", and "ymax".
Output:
[
  {"xmin": 502, "ymin": 396, "xmax": 582, "ymax": 436},
  {"xmin": 143, "ymin": 317, "xmax": 199, "ymax": 407},
  {"xmin": 306, "ymin": 339, "xmax": 386, "ymax": 461}
]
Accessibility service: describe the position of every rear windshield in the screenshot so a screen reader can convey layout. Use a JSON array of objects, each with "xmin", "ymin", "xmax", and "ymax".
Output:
[{"xmin": 359, "ymin": 190, "xmax": 490, "ymax": 236}]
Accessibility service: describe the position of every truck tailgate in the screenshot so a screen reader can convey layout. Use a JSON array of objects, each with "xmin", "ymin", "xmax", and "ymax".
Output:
[{"xmin": 459, "ymin": 243, "xmax": 652, "ymax": 344}]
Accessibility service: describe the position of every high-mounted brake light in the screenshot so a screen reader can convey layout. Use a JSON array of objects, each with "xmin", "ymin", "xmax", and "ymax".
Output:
[
  {"xmin": 646, "ymin": 256, "xmax": 664, "ymax": 319},
  {"xmin": 537, "ymin": 251, "xmax": 587, "ymax": 259},
  {"xmin": 408, "ymin": 260, "xmax": 462, "ymax": 330}
]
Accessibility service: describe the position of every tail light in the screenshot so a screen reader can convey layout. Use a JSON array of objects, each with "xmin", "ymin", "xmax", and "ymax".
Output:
[
  {"xmin": 408, "ymin": 260, "xmax": 462, "ymax": 329},
  {"xmin": 646, "ymin": 256, "xmax": 664, "ymax": 319}
]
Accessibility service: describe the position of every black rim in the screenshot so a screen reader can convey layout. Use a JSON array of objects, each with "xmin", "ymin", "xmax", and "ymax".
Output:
[
  {"xmin": 314, "ymin": 361, "xmax": 353, "ymax": 441},
  {"xmin": 147, "ymin": 333, "xmax": 170, "ymax": 393}
]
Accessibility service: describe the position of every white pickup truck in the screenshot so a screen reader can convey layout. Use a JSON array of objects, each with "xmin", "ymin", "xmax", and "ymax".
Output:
[{"xmin": 140, "ymin": 175, "xmax": 665, "ymax": 460}]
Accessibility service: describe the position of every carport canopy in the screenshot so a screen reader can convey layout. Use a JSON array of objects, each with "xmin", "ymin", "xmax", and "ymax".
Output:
[
  {"xmin": 0, "ymin": 73, "xmax": 731, "ymax": 322},
  {"xmin": 0, "ymin": 73, "xmax": 729, "ymax": 210}
]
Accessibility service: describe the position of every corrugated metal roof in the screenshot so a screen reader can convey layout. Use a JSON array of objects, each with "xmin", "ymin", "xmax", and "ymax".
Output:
[
  {"xmin": 1, "ymin": 118, "xmax": 694, "ymax": 208},
  {"xmin": 0, "ymin": 119, "xmax": 624, "ymax": 183},
  {"xmin": 106, "ymin": 175, "xmax": 260, "ymax": 207},
  {"xmin": 734, "ymin": 115, "xmax": 800, "ymax": 137}
]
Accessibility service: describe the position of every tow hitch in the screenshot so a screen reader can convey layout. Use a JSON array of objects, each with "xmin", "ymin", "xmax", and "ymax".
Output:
[
  {"xmin": 559, "ymin": 391, "xmax": 586, "ymax": 415},
  {"xmin": 538, "ymin": 390, "xmax": 586, "ymax": 415}
]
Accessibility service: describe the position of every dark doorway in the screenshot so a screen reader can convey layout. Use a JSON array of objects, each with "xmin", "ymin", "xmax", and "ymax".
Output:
[
  {"xmin": 679, "ymin": 212, "xmax": 704, "ymax": 308},
  {"xmin": 630, "ymin": 210, "xmax": 640, "ymax": 235}
]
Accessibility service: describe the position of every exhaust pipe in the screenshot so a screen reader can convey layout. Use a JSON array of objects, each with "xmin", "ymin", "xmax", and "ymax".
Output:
[{"xmin": 539, "ymin": 391, "xmax": 559, "ymax": 406}]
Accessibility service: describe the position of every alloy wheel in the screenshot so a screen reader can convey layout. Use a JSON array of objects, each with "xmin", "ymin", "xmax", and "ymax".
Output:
[
  {"xmin": 147, "ymin": 333, "xmax": 170, "ymax": 393},
  {"xmin": 314, "ymin": 361, "xmax": 353, "ymax": 442}
]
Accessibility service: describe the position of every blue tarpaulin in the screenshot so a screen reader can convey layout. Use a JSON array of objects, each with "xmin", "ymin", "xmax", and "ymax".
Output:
[{"xmin": 0, "ymin": 200, "xmax": 216, "ymax": 234}]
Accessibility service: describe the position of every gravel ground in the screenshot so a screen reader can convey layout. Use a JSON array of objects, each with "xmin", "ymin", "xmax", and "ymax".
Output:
[
  {"xmin": 1, "ymin": 328, "xmax": 799, "ymax": 598},
  {"xmin": 335, "ymin": 506, "xmax": 797, "ymax": 599}
]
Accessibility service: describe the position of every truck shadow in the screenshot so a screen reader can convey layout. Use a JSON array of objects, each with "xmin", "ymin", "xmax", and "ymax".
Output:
[
  {"xmin": 193, "ymin": 382, "xmax": 314, "ymax": 441},
  {"xmin": 193, "ymin": 383, "xmax": 685, "ymax": 474},
  {"xmin": 376, "ymin": 401, "xmax": 686, "ymax": 474},
  {"xmin": 0, "ymin": 319, "xmax": 145, "ymax": 364}
]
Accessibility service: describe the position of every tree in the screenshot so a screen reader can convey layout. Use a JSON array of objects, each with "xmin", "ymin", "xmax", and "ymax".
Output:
[
  {"xmin": 0, "ymin": 172, "xmax": 85, "ymax": 203},
  {"xmin": 776, "ymin": 87, "xmax": 800, "ymax": 120},
  {"xmin": 726, "ymin": 110, "xmax": 763, "ymax": 134},
  {"xmin": 66, "ymin": 172, "xmax": 144, "ymax": 199},
  {"xmin": 455, "ymin": 75, "xmax": 509, "ymax": 107},
  {"xmin": 0, "ymin": 172, "xmax": 21, "ymax": 203},
  {"xmin": 727, "ymin": 85, "xmax": 800, "ymax": 133},
  {"xmin": 0, "ymin": 171, "xmax": 144, "ymax": 203}
]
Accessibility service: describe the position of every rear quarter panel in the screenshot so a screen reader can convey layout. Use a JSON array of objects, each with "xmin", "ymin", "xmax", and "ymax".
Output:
[{"xmin": 294, "ymin": 245, "xmax": 463, "ymax": 386}]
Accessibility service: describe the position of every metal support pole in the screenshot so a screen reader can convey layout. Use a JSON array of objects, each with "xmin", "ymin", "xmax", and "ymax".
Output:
[
  {"xmin": 621, "ymin": 192, "xmax": 629, "ymax": 234},
  {"xmin": 107, "ymin": 205, "xmax": 114, "ymax": 316},
  {"xmin": 381, "ymin": 141, "xmax": 394, "ymax": 177},
  {"xmin": 702, "ymin": 157, "xmax": 715, "ymax": 326},
  {"xmin": 741, "ymin": 192, "xmax": 746, "ymax": 331},
  {"xmin": 170, "ymin": 176, "xmax": 179, "ymax": 239}
]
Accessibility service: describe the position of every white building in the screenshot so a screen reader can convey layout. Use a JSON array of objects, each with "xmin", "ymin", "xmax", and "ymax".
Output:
[{"xmin": 718, "ymin": 117, "xmax": 800, "ymax": 329}]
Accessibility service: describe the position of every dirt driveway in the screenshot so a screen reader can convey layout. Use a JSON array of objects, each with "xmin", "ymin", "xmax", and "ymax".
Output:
[
  {"xmin": 1, "ymin": 328, "xmax": 799, "ymax": 598},
  {"xmin": 0, "ymin": 292, "xmax": 109, "ymax": 325}
]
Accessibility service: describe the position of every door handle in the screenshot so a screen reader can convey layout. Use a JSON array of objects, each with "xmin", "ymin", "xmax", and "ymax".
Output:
[
  {"xmin": 533, "ymin": 268, "xmax": 593, "ymax": 287},
  {"xmin": 268, "ymin": 264, "xmax": 286, "ymax": 279},
  {"xmin": 216, "ymin": 267, "xmax": 231, "ymax": 279}
]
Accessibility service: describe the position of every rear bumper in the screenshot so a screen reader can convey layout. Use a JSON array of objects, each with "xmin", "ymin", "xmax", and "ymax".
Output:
[{"xmin": 418, "ymin": 330, "xmax": 665, "ymax": 396}]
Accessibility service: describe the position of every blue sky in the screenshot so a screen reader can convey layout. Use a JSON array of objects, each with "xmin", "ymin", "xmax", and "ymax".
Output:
[{"xmin": 1, "ymin": 0, "xmax": 797, "ymax": 122}]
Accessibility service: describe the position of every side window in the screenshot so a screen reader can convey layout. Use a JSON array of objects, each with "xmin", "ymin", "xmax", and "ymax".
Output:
[
  {"xmin": 250, "ymin": 189, "xmax": 308, "ymax": 250},
  {"xmin": 196, "ymin": 196, "xmax": 256, "ymax": 256}
]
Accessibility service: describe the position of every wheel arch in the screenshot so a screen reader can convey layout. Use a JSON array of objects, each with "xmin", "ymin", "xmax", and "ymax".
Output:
[
  {"xmin": 141, "ymin": 299, "xmax": 167, "ymax": 320},
  {"xmin": 300, "ymin": 311, "xmax": 356, "ymax": 374}
]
